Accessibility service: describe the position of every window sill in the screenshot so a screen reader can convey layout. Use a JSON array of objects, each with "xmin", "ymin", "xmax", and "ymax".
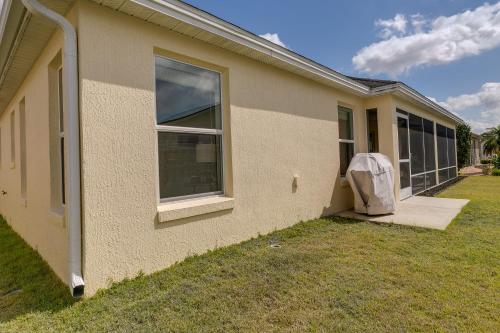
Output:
[{"xmin": 157, "ymin": 196, "xmax": 234, "ymax": 223}]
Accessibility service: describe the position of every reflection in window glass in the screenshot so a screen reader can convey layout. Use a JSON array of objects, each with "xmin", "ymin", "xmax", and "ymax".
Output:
[
  {"xmin": 155, "ymin": 57, "xmax": 221, "ymax": 129},
  {"xmin": 338, "ymin": 106, "xmax": 353, "ymax": 140},
  {"xmin": 338, "ymin": 106, "xmax": 354, "ymax": 177},
  {"xmin": 155, "ymin": 56, "xmax": 224, "ymax": 200},
  {"xmin": 158, "ymin": 132, "xmax": 222, "ymax": 199}
]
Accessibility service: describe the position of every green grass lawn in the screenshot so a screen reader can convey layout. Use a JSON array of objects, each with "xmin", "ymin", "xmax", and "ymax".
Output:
[{"xmin": 1, "ymin": 176, "xmax": 499, "ymax": 332}]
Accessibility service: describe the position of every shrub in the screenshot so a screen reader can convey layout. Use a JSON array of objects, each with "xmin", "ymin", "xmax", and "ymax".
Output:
[
  {"xmin": 492, "ymin": 169, "xmax": 500, "ymax": 176},
  {"xmin": 493, "ymin": 156, "xmax": 500, "ymax": 169},
  {"xmin": 456, "ymin": 124, "xmax": 471, "ymax": 169},
  {"xmin": 481, "ymin": 159, "xmax": 492, "ymax": 164}
]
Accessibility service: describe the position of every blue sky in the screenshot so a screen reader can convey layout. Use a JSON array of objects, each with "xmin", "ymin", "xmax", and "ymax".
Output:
[{"xmin": 185, "ymin": 0, "xmax": 500, "ymax": 133}]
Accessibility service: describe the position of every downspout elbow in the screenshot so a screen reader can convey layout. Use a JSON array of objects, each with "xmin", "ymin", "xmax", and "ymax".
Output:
[{"xmin": 21, "ymin": 0, "xmax": 84, "ymax": 298}]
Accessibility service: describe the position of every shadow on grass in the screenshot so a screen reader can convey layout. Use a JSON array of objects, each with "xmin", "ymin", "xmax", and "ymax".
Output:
[{"xmin": 0, "ymin": 216, "xmax": 75, "ymax": 323}]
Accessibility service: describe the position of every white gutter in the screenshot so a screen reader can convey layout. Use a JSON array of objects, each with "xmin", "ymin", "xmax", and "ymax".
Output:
[{"xmin": 21, "ymin": 0, "xmax": 84, "ymax": 297}]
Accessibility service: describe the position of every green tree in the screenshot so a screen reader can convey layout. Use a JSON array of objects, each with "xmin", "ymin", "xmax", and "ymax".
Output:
[
  {"xmin": 456, "ymin": 123, "xmax": 471, "ymax": 168},
  {"xmin": 482, "ymin": 125, "xmax": 500, "ymax": 155}
]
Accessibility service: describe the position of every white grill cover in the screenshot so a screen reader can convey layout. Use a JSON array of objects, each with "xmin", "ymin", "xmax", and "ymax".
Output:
[{"xmin": 346, "ymin": 153, "xmax": 396, "ymax": 215}]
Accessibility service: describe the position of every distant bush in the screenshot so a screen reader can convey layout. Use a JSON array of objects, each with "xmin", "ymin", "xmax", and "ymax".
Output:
[
  {"xmin": 481, "ymin": 159, "xmax": 492, "ymax": 164},
  {"xmin": 457, "ymin": 124, "xmax": 471, "ymax": 169},
  {"xmin": 492, "ymin": 169, "xmax": 500, "ymax": 176},
  {"xmin": 494, "ymin": 156, "xmax": 500, "ymax": 169}
]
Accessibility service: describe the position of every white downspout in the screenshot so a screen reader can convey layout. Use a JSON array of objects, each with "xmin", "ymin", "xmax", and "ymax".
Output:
[{"xmin": 21, "ymin": 0, "xmax": 84, "ymax": 297}]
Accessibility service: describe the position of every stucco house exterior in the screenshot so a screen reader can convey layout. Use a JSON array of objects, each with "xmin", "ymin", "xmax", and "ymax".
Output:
[{"xmin": 0, "ymin": 0, "xmax": 462, "ymax": 297}]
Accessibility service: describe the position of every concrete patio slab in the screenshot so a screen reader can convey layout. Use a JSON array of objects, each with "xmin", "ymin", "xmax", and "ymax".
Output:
[{"xmin": 337, "ymin": 196, "xmax": 469, "ymax": 230}]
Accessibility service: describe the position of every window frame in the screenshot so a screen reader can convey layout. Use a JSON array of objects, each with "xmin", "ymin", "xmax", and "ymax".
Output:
[
  {"xmin": 10, "ymin": 110, "xmax": 15, "ymax": 168},
  {"xmin": 57, "ymin": 66, "xmax": 66, "ymax": 206},
  {"xmin": 338, "ymin": 105, "xmax": 355, "ymax": 178},
  {"xmin": 154, "ymin": 55, "xmax": 225, "ymax": 204},
  {"xmin": 19, "ymin": 98, "xmax": 27, "ymax": 200}
]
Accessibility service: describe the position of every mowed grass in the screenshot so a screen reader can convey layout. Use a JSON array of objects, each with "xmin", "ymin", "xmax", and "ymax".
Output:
[{"xmin": 0, "ymin": 176, "xmax": 499, "ymax": 332}]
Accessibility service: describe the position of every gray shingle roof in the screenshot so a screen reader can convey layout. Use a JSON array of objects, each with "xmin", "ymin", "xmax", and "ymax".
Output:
[{"xmin": 347, "ymin": 76, "xmax": 399, "ymax": 89}]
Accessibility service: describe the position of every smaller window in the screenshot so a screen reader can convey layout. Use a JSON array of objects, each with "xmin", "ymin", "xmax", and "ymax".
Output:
[
  {"xmin": 10, "ymin": 111, "xmax": 15, "ymax": 167},
  {"xmin": 366, "ymin": 109, "xmax": 379, "ymax": 153},
  {"xmin": 338, "ymin": 105, "xmax": 354, "ymax": 177},
  {"xmin": 58, "ymin": 67, "xmax": 65, "ymax": 205}
]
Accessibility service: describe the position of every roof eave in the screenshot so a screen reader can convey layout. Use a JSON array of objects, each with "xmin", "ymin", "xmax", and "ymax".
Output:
[
  {"xmin": 129, "ymin": 0, "xmax": 370, "ymax": 95},
  {"xmin": 371, "ymin": 83, "xmax": 464, "ymax": 124}
]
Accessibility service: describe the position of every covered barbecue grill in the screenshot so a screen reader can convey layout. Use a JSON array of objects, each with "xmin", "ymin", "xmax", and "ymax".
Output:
[{"xmin": 346, "ymin": 153, "xmax": 396, "ymax": 215}]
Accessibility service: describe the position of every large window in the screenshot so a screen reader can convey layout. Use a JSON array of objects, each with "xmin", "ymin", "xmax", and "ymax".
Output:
[
  {"xmin": 155, "ymin": 56, "xmax": 223, "ymax": 201},
  {"xmin": 437, "ymin": 124, "xmax": 457, "ymax": 183},
  {"xmin": 338, "ymin": 106, "xmax": 354, "ymax": 177}
]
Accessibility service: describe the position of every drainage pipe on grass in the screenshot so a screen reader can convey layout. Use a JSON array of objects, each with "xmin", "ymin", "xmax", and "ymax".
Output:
[{"xmin": 21, "ymin": 0, "xmax": 84, "ymax": 297}]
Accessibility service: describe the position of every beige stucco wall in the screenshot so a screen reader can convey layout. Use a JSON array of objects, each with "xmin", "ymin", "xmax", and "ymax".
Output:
[
  {"xmin": 0, "ymin": 8, "xmax": 79, "ymax": 284},
  {"xmin": 76, "ymin": 0, "xmax": 371, "ymax": 295},
  {"xmin": 0, "ymin": 0, "xmax": 461, "ymax": 296}
]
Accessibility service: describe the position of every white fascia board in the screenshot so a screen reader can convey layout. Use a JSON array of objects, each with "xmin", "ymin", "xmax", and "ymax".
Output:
[{"xmin": 131, "ymin": 0, "xmax": 370, "ymax": 95}]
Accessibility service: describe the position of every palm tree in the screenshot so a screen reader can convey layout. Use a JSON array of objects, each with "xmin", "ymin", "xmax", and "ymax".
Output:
[{"xmin": 482, "ymin": 125, "xmax": 500, "ymax": 155}]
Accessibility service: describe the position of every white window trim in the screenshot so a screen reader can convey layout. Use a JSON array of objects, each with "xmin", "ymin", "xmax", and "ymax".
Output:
[
  {"xmin": 338, "ymin": 105, "xmax": 355, "ymax": 178},
  {"xmin": 154, "ymin": 54, "xmax": 226, "ymax": 204},
  {"xmin": 57, "ymin": 66, "xmax": 66, "ymax": 207},
  {"xmin": 10, "ymin": 110, "xmax": 15, "ymax": 169}
]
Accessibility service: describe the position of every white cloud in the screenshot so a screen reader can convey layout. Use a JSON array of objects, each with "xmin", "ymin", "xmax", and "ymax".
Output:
[
  {"xmin": 410, "ymin": 14, "xmax": 427, "ymax": 33},
  {"xmin": 375, "ymin": 14, "xmax": 407, "ymax": 39},
  {"xmin": 431, "ymin": 83, "xmax": 500, "ymax": 133},
  {"xmin": 259, "ymin": 32, "xmax": 287, "ymax": 48},
  {"xmin": 353, "ymin": 2, "xmax": 500, "ymax": 76}
]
